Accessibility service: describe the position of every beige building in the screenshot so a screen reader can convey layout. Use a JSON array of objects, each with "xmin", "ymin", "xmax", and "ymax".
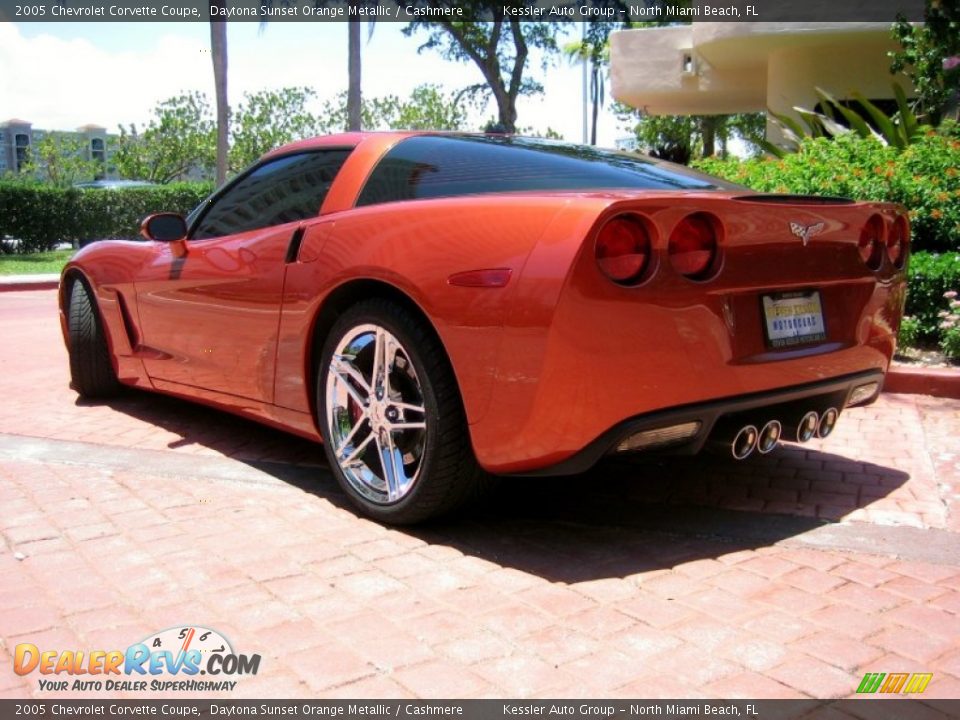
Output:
[
  {"xmin": 0, "ymin": 119, "xmax": 115, "ymax": 177},
  {"xmin": 610, "ymin": 23, "xmax": 911, "ymax": 145}
]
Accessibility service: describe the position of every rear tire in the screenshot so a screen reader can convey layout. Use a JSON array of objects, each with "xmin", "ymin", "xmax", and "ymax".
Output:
[
  {"xmin": 318, "ymin": 298, "xmax": 485, "ymax": 524},
  {"xmin": 68, "ymin": 279, "xmax": 121, "ymax": 399}
]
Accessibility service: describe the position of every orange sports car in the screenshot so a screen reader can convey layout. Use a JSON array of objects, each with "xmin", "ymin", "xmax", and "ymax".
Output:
[{"xmin": 59, "ymin": 133, "xmax": 909, "ymax": 523}]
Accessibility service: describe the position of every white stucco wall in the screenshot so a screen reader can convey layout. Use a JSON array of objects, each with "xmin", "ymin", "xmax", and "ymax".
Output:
[{"xmin": 610, "ymin": 23, "xmax": 911, "ymax": 145}]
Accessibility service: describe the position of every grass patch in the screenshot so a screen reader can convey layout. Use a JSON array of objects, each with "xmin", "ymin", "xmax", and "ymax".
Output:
[{"xmin": 0, "ymin": 249, "xmax": 73, "ymax": 275}]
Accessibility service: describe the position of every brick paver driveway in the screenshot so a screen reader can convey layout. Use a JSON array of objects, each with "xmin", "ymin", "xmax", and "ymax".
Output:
[{"xmin": 1, "ymin": 289, "xmax": 959, "ymax": 699}]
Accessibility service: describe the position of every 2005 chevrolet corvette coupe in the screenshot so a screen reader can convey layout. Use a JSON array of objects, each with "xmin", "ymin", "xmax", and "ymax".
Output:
[{"xmin": 60, "ymin": 132, "xmax": 909, "ymax": 522}]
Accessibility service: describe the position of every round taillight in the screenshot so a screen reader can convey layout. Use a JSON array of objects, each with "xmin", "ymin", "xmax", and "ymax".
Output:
[
  {"xmin": 669, "ymin": 212, "xmax": 720, "ymax": 279},
  {"xmin": 859, "ymin": 215, "xmax": 885, "ymax": 269},
  {"xmin": 888, "ymin": 215, "xmax": 909, "ymax": 268},
  {"xmin": 595, "ymin": 216, "xmax": 651, "ymax": 284}
]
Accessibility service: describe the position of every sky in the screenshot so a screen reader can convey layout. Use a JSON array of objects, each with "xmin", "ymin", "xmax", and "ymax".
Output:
[{"xmin": 0, "ymin": 21, "xmax": 628, "ymax": 146}]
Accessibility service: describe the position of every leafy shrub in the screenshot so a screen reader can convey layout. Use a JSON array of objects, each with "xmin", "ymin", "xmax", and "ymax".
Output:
[
  {"xmin": 906, "ymin": 252, "xmax": 960, "ymax": 342},
  {"xmin": 939, "ymin": 291, "xmax": 960, "ymax": 361},
  {"xmin": 0, "ymin": 181, "xmax": 213, "ymax": 253},
  {"xmin": 943, "ymin": 328, "xmax": 960, "ymax": 360},
  {"xmin": 0, "ymin": 183, "xmax": 81, "ymax": 254},
  {"xmin": 695, "ymin": 126, "xmax": 960, "ymax": 253},
  {"xmin": 897, "ymin": 315, "xmax": 922, "ymax": 349}
]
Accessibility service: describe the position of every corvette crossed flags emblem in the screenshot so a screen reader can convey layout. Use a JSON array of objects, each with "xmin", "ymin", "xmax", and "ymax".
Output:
[{"xmin": 790, "ymin": 221, "xmax": 825, "ymax": 246}]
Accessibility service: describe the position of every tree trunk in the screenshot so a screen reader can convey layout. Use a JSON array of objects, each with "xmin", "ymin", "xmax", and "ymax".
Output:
[
  {"xmin": 700, "ymin": 116, "xmax": 717, "ymax": 158},
  {"xmin": 497, "ymin": 101, "xmax": 516, "ymax": 133},
  {"xmin": 590, "ymin": 66, "xmax": 600, "ymax": 146},
  {"xmin": 484, "ymin": 78, "xmax": 514, "ymax": 132},
  {"xmin": 347, "ymin": 19, "xmax": 362, "ymax": 131},
  {"xmin": 209, "ymin": 2, "xmax": 228, "ymax": 185}
]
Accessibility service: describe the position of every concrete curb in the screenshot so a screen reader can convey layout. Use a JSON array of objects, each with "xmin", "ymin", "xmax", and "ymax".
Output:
[
  {"xmin": 885, "ymin": 365, "xmax": 960, "ymax": 400},
  {"xmin": 0, "ymin": 274, "xmax": 60, "ymax": 292},
  {"xmin": 0, "ymin": 279, "xmax": 59, "ymax": 292}
]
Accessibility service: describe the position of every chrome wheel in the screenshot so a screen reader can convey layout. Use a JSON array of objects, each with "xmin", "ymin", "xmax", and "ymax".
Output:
[{"xmin": 325, "ymin": 323, "xmax": 427, "ymax": 505}]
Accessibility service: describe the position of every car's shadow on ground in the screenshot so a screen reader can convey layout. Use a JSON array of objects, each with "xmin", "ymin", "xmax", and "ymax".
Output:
[
  {"xmin": 408, "ymin": 449, "xmax": 910, "ymax": 583},
  {"xmin": 89, "ymin": 389, "xmax": 911, "ymax": 582}
]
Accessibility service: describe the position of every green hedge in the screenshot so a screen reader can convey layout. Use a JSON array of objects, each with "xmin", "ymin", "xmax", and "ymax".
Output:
[
  {"xmin": 905, "ymin": 251, "xmax": 960, "ymax": 343},
  {"xmin": 0, "ymin": 182, "xmax": 213, "ymax": 253},
  {"xmin": 695, "ymin": 127, "xmax": 960, "ymax": 254}
]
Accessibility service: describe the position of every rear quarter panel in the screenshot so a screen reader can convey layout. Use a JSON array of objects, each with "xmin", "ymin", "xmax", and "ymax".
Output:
[{"xmin": 273, "ymin": 194, "xmax": 609, "ymax": 428}]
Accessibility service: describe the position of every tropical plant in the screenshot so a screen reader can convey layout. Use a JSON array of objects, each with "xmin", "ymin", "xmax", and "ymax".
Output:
[
  {"xmin": 763, "ymin": 85, "xmax": 923, "ymax": 157},
  {"xmin": 891, "ymin": 0, "xmax": 960, "ymax": 124}
]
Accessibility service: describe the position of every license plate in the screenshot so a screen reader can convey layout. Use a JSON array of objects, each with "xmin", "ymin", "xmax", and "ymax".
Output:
[{"xmin": 761, "ymin": 291, "xmax": 827, "ymax": 348}]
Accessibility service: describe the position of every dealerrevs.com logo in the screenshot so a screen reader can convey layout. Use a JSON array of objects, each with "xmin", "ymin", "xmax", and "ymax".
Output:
[{"xmin": 14, "ymin": 625, "xmax": 261, "ymax": 692}]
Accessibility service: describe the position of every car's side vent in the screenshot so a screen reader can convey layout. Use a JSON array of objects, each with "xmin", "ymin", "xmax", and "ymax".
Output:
[
  {"xmin": 115, "ymin": 291, "xmax": 140, "ymax": 350},
  {"xmin": 285, "ymin": 226, "xmax": 307, "ymax": 264}
]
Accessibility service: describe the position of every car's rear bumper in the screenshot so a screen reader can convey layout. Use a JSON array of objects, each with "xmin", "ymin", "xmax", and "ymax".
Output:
[{"xmin": 503, "ymin": 369, "xmax": 884, "ymax": 476}]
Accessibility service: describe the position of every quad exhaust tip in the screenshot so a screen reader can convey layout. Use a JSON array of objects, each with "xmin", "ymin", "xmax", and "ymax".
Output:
[
  {"xmin": 817, "ymin": 408, "xmax": 839, "ymax": 439},
  {"xmin": 796, "ymin": 411, "xmax": 819, "ymax": 443},
  {"xmin": 731, "ymin": 425, "xmax": 759, "ymax": 460},
  {"xmin": 757, "ymin": 420, "xmax": 782, "ymax": 454}
]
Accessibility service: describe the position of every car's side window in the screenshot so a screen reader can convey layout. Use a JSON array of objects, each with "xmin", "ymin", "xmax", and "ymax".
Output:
[{"xmin": 191, "ymin": 149, "xmax": 351, "ymax": 240}]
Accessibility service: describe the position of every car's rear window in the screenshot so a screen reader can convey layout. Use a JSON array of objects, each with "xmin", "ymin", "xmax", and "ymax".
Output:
[{"xmin": 356, "ymin": 135, "xmax": 736, "ymax": 207}]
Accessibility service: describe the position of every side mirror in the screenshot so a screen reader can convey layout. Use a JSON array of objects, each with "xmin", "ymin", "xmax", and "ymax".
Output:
[{"xmin": 140, "ymin": 213, "xmax": 187, "ymax": 242}]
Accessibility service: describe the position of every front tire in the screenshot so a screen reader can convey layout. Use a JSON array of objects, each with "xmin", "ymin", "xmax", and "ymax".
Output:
[
  {"xmin": 318, "ymin": 299, "xmax": 482, "ymax": 524},
  {"xmin": 67, "ymin": 279, "xmax": 121, "ymax": 399}
]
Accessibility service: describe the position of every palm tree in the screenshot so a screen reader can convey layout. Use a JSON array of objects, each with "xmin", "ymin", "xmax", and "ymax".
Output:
[
  {"xmin": 260, "ymin": 2, "xmax": 373, "ymax": 133},
  {"xmin": 209, "ymin": 0, "xmax": 229, "ymax": 185},
  {"xmin": 346, "ymin": 14, "xmax": 377, "ymax": 132},
  {"xmin": 563, "ymin": 38, "xmax": 608, "ymax": 146},
  {"xmin": 347, "ymin": 18, "xmax": 362, "ymax": 131}
]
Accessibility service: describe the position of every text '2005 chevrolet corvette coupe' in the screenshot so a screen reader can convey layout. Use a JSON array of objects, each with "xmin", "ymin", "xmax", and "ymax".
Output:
[{"xmin": 60, "ymin": 133, "xmax": 909, "ymax": 523}]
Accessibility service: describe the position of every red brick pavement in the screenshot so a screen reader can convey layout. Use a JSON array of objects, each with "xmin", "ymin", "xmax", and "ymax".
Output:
[
  {"xmin": 2, "ymin": 290, "xmax": 956, "ymax": 531},
  {"xmin": 0, "ymin": 289, "xmax": 959, "ymax": 700}
]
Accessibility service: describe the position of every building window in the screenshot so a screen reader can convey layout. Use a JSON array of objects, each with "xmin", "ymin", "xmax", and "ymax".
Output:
[
  {"xmin": 90, "ymin": 137, "xmax": 106, "ymax": 179},
  {"xmin": 14, "ymin": 133, "xmax": 30, "ymax": 171},
  {"xmin": 91, "ymin": 138, "xmax": 105, "ymax": 163}
]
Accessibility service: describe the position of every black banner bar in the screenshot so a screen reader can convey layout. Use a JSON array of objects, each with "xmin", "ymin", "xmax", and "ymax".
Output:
[{"xmin": 0, "ymin": 0, "xmax": 929, "ymax": 23}]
